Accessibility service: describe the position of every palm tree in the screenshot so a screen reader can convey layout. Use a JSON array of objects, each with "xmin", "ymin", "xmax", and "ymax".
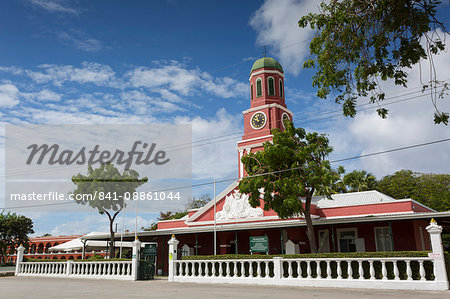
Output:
[{"xmin": 343, "ymin": 170, "xmax": 377, "ymax": 192}]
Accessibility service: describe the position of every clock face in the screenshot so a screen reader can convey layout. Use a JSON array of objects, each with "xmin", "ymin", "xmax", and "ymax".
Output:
[
  {"xmin": 251, "ymin": 112, "xmax": 266, "ymax": 129},
  {"xmin": 282, "ymin": 113, "xmax": 290, "ymax": 128}
]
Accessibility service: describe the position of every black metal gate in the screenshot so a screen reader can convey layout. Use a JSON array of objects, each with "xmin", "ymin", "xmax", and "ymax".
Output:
[{"xmin": 137, "ymin": 243, "xmax": 157, "ymax": 280}]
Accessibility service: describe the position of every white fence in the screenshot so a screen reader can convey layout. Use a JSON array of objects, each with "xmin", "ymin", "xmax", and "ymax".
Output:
[
  {"xmin": 16, "ymin": 260, "xmax": 133, "ymax": 280},
  {"xmin": 172, "ymin": 257, "xmax": 443, "ymax": 290},
  {"xmin": 15, "ymin": 240, "xmax": 141, "ymax": 281},
  {"xmin": 167, "ymin": 220, "xmax": 449, "ymax": 290}
]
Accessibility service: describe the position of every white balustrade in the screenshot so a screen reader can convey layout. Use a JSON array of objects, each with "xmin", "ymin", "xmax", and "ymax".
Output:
[
  {"xmin": 16, "ymin": 260, "xmax": 133, "ymax": 280},
  {"xmin": 171, "ymin": 257, "xmax": 442, "ymax": 290}
]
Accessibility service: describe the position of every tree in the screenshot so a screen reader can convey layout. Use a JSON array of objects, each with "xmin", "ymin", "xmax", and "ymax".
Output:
[
  {"xmin": 299, "ymin": 0, "xmax": 449, "ymax": 124},
  {"xmin": 376, "ymin": 169, "xmax": 450, "ymax": 211},
  {"xmin": 343, "ymin": 170, "xmax": 377, "ymax": 192},
  {"xmin": 238, "ymin": 121, "xmax": 343, "ymax": 253},
  {"xmin": 186, "ymin": 194, "xmax": 212, "ymax": 210},
  {"xmin": 0, "ymin": 212, "xmax": 34, "ymax": 264},
  {"xmin": 72, "ymin": 163, "xmax": 148, "ymax": 258},
  {"xmin": 143, "ymin": 194, "xmax": 212, "ymax": 231}
]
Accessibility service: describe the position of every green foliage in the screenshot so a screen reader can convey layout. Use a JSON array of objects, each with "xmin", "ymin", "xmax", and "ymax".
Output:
[
  {"xmin": 376, "ymin": 169, "xmax": 450, "ymax": 211},
  {"xmin": 25, "ymin": 258, "xmax": 131, "ymax": 262},
  {"xmin": 343, "ymin": 170, "xmax": 377, "ymax": 192},
  {"xmin": 143, "ymin": 194, "xmax": 211, "ymax": 231},
  {"xmin": 186, "ymin": 194, "xmax": 212, "ymax": 210},
  {"xmin": 71, "ymin": 163, "xmax": 147, "ymax": 258},
  {"xmin": 238, "ymin": 121, "xmax": 343, "ymax": 253},
  {"xmin": 182, "ymin": 251, "xmax": 429, "ymax": 260},
  {"xmin": 299, "ymin": 0, "xmax": 448, "ymax": 124},
  {"xmin": 0, "ymin": 212, "xmax": 34, "ymax": 264}
]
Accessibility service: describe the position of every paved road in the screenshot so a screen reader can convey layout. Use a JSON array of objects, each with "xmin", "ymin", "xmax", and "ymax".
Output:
[
  {"xmin": 0, "ymin": 266, "xmax": 15, "ymax": 272},
  {"xmin": 0, "ymin": 277, "xmax": 448, "ymax": 299}
]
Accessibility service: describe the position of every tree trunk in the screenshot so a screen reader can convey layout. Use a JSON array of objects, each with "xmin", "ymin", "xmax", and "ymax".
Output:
[
  {"xmin": 304, "ymin": 196, "xmax": 317, "ymax": 253},
  {"xmin": 109, "ymin": 220, "xmax": 115, "ymax": 259}
]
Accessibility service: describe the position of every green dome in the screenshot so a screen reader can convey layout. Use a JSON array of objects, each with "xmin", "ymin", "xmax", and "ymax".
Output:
[{"xmin": 250, "ymin": 57, "xmax": 283, "ymax": 74}]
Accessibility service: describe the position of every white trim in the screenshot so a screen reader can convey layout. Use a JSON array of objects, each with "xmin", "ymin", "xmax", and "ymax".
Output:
[
  {"xmin": 237, "ymin": 142, "xmax": 271, "ymax": 151},
  {"xmin": 316, "ymin": 198, "xmax": 424, "ymax": 210},
  {"xmin": 249, "ymin": 69, "xmax": 284, "ymax": 80},
  {"xmin": 281, "ymin": 112, "xmax": 289, "ymax": 129},
  {"xmin": 187, "ymin": 182, "xmax": 239, "ymax": 222},
  {"xmin": 82, "ymin": 211, "xmax": 450, "ymax": 239},
  {"xmin": 323, "ymin": 211, "xmax": 416, "ymax": 220},
  {"xmin": 267, "ymin": 76, "xmax": 275, "ymax": 96},
  {"xmin": 242, "ymin": 103, "xmax": 293, "ymax": 117},
  {"xmin": 237, "ymin": 134, "xmax": 273, "ymax": 145},
  {"xmin": 250, "ymin": 111, "xmax": 267, "ymax": 130}
]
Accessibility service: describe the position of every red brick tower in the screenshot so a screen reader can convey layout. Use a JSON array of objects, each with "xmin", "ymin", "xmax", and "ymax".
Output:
[{"xmin": 237, "ymin": 57, "xmax": 293, "ymax": 178}]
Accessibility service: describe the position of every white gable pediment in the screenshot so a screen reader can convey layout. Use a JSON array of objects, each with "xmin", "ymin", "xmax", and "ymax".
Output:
[{"xmin": 216, "ymin": 190, "xmax": 263, "ymax": 220}]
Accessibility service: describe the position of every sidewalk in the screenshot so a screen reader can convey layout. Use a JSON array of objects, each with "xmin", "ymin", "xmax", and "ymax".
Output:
[{"xmin": 1, "ymin": 277, "xmax": 449, "ymax": 299}]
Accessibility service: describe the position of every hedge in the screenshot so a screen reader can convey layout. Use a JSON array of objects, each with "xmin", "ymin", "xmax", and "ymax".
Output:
[
  {"xmin": 24, "ymin": 258, "xmax": 131, "ymax": 262},
  {"xmin": 182, "ymin": 251, "xmax": 430, "ymax": 260}
]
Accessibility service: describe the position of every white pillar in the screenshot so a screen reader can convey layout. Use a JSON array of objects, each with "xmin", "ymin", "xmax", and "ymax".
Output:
[
  {"xmin": 131, "ymin": 238, "xmax": 141, "ymax": 281},
  {"xmin": 238, "ymin": 149, "xmax": 244, "ymax": 179},
  {"xmin": 426, "ymin": 219, "xmax": 449, "ymax": 290},
  {"xmin": 273, "ymin": 257, "xmax": 283, "ymax": 280},
  {"xmin": 66, "ymin": 260, "xmax": 73, "ymax": 276},
  {"xmin": 168, "ymin": 235, "xmax": 179, "ymax": 282},
  {"xmin": 15, "ymin": 245, "xmax": 25, "ymax": 275}
]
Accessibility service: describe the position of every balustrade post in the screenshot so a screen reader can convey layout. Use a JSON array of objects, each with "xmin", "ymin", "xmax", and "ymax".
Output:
[
  {"xmin": 167, "ymin": 235, "xmax": 179, "ymax": 282},
  {"xmin": 132, "ymin": 238, "xmax": 141, "ymax": 281},
  {"xmin": 15, "ymin": 245, "xmax": 25, "ymax": 276},
  {"xmin": 273, "ymin": 257, "xmax": 283, "ymax": 280},
  {"xmin": 66, "ymin": 260, "xmax": 72, "ymax": 276},
  {"xmin": 426, "ymin": 219, "xmax": 449, "ymax": 290}
]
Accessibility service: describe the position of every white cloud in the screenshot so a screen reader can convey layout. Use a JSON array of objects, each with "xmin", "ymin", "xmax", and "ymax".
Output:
[
  {"xmin": 250, "ymin": 0, "xmax": 320, "ymax": 76},
  {"xmin": 29, "ymin": 0, "xmax": 78, "ymax": 14},
  {"xmin": 25, "ymin": 62, "xmax": 116, "ymax": 86},
  {"xmin": 324, "ymin": 47, "xmax": 450, "ymax": 178},
  {"xmin": 0, "ymin": 83, "xmax": 20, "ymax": 108},
  {"xmin": 127, "ymin": 64, "xmax": 247, "ymax": 98},
  {"xmin": 175, "ymin": 108, "xmax": 242, "ymax": 180},
  {"xmin": 35, "ymin": 89, "xmax": 62, "ymax": 101},
  {"xmin": 49, "ymin": 214, "xmax": 155, "ymax": 236},
  {"xmin": 56, "ymin": 31, "xmax": 103, "ymax": 52}
]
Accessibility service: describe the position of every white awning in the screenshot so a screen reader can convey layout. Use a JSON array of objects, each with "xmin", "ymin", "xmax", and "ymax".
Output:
[{"xmin": 49, "ymin": 232, "xmax": 150, "ymax": 252}]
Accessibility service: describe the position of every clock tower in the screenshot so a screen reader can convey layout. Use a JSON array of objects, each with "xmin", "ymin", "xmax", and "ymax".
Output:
[{"xmin": 237, "ymin": 57, "xmax": 293, "ymax": 178}]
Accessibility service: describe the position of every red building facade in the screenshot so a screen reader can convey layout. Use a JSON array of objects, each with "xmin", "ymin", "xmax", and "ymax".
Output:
[
  {"xmin": 6, "ymin": 235, "xmax": 107, "ymax": 262},
  {"xmin": 82, "ymin": 57, "xmax": 450, "ymax": 276}
]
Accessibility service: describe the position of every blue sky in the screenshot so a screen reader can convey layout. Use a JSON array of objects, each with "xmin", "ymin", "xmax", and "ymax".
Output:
[{"xmin": 1, "ymin": 0, "xmax": 449, "ymax": 236}]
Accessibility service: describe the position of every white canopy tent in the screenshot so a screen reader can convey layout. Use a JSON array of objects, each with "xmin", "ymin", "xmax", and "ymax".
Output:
[{"xmin": 49, "ymin": 232, "xmax": 153, "ymax": 258}]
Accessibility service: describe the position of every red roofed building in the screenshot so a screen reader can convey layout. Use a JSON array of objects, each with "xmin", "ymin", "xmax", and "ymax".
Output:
[{"xmin": 82, "ymin": 57, "xmax": 450, "ymax": 276}]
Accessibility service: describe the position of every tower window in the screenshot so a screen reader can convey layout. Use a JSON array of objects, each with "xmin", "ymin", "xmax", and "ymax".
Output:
[
  {"xmin": 256, "ymin": 78, "xmax": 262, "ymax": 97},
  {"xmin": 279, "ymin": 79, "xmax": 283, "ymax": 98},
  {"xmin": 268, "ymin": 77, "xmax": 275, "ymax": 96},
  {"xmin": 250, "ymin": 84, "xmax": 253, "ymax": 100}
]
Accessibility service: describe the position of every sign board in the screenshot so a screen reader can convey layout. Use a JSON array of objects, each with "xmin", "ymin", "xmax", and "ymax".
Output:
[
  {"xmin": 143, "ymin": 244, "xmax": 157, "ymax": 257},
  {"xmin": 250, "ymin": 236, "xmax": 269, "ymax": 253}
]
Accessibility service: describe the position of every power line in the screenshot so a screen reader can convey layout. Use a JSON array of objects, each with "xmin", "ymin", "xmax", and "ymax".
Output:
[
  {"xmin": 1, "ymin": 83, "xmax": 444, "ymax": 178},
  {"xmin": 2, "ymin": 137, "xmax": 448, "ymax": 210}
]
